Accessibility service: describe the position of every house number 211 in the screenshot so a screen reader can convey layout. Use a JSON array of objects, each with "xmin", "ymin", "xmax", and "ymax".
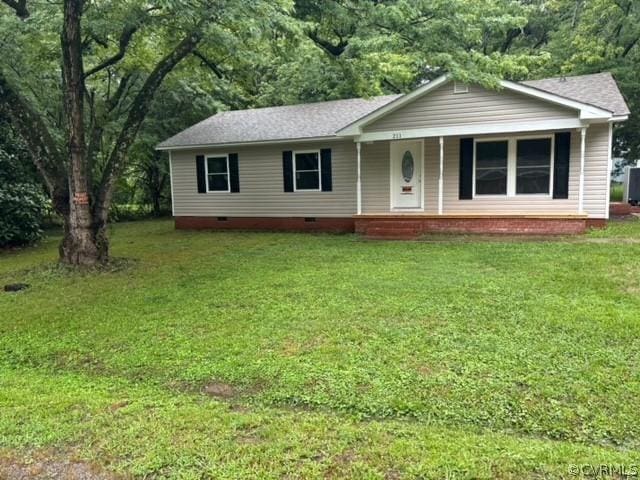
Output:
[{"xmin": 392, "ymin": 132, "xmax": 402, "ymax": 139}]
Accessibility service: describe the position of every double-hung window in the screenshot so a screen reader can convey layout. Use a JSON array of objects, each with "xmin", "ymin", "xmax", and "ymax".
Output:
[
  {"xmin": 294, "ymin": 151, "xmax": 321, "ymax": 191},
  {"xmin": 474, "ymin": 137, "xmax": 553, "ymax": 196},
  {"xmin": 475, "ymin": 141, "xmax": 509, "ymax": 195},
  {"xmin": 206, "ymin": 155, "xmax": 230, "ymax": 192},
  {"xmin": 516, "ymin": 138, "xmax": 552, "ymax": 194}
]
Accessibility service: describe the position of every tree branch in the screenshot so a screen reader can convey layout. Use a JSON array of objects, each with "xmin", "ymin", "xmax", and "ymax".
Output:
[
  {"xmin": 84, "ymin": 6, "xmax": 161, "ymax": 79},
  {"xmin": 0, "ymin": 70, "xmax": 68, "ymax": 210},
  {"xmin": 84, "ymin": 22, "xmax": 139, "ymax": 78},
  {"xmin": 501, "ymin": 27, "xmax": 522, "ymax": 53},
  {"xmin": 192, "ymin": 50, "xmax": 224, "ymax": 78},
  {"xmin": 307, "ymin": 29, "xmax": 348, "ymax": 57},
  {"xmin": 621, "ymin": 36, "xmax": 639, "ymax": 57},
  {"xmin": 94, "ymin": 25, "xmax": 205, "ymax": 223},
  {"xmin": 1, "ymin": 0, "xmax": 29, "ymax": 19},
  {"xmin": 106, "ymin": 73, "xmax": 132, "ymax": 112}
]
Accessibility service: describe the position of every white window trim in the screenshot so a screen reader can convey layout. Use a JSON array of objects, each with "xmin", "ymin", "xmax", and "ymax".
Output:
[
  {"xmin": 472, "ymin": 134, "xmax": 555, "ymax": 198},
  {"xmin": 205, "ymin": 153, "xmax": 231, "ymax": 193},
  {"xmin": 293, "ymin": 150, "xmax": 322, "ymax": 192}
]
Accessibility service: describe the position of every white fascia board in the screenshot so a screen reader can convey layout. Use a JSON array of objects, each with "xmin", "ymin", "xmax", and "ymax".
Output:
[
  {"xmin": 155, "ymin": 136, "xmax": 344, "ymax": 151},
  {"xmin": 355, "ymin": 118, "xmax": 587, "ymax": 142},
  {"xmin": 500, "ymin": 80, "xmax": 613, "ymax": 120},
  {"xmin": 336, "ymin": 74, "xmax": 452, "ymax": 136}
]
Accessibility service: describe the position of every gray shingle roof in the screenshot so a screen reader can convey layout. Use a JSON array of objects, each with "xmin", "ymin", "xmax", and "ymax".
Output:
[
  {"xmin": 159, "ymin": 72, "xmax": 629, "ymax": 149},
  {"xmin": 157, "ymin": 95, "xmax": 401, "ymax": 149},
  {"xmin": 522, "ymin": 72, "xmax": 630, "ymax": 116}
]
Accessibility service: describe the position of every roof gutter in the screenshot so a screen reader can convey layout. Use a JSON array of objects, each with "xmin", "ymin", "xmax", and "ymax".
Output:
[{"xmin": 610, "ymin": 115, "xmax": 629, "ymax": 122}]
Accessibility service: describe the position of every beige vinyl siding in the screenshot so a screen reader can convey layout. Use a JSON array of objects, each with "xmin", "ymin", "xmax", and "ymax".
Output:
[
  {"xmin": 582, "ymin": 123, "xmax": 610, "ymax": 218},
  {"xmin": 361, "ymin": 124, "xmax": 610, "ymax": 218},
  {"xmin": 170, "ymin": 125, "xmax": 610, "ymax": 219},
  {"xmin": 361, "ymin": 141, "xmax": 389, "ymax": 213},
  {"xmin": 364, "ymin": 83, "xmax": 578, "ymax": 133},
  {"xmin": 171, "ymin": 141, "xmax": 356, "ymax": 217}
]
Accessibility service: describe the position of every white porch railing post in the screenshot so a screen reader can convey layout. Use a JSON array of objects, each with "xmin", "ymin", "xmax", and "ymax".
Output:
[
  {"xmin": 356, "ymin": 141, "xmax": 362, "ymax": 215},
  {"xmin": 579, "ymin": 126, "xmax": 587, "ymax": 214},
  {"xmin": 438, "ymin": 136, "xmax": 444, "ymax": 215}
]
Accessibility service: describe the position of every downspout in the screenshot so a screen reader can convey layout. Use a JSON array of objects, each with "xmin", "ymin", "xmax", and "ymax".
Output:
[
  {"xmin": 356, "ymin": 141, "xmax": 362, "ymax": 215},
  {"xmin": 169, "ymin": 150, "xmax": 175, "ymax": 217},
  {"xmin": 438, "ymin": 136, "xmax": 444, "ymax": 215}
]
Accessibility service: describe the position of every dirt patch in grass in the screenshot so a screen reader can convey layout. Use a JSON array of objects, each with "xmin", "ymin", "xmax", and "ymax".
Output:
[
  {"xmin": 324, "ymin": 449, "xmax": 359, "ymax": 478},
  {"xmin": 0, "ymin": 451, "xmax": 123, "ymax": 480},
  {"xmin": 14, "ymin": 258, "xmax": 138, "ymax": 282},
  {"xmin": 107, "ymin": 400, "xmax": 130, "ymax": 413},
  {"xmin": 168, "ymin": 378, "xmax": 266, "ymax": 402},
  {"xmin": 202, "ymin": 381, "xmax": 237, "ymax": 399}
]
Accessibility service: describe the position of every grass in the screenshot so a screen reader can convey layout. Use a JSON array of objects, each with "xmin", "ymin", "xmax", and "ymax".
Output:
[
  {"xmin": 611, "ymin": 182, "xmax": 624, "ymax": 202},
  {"xmin": 1, "ymin": 219, "xmax": 640, "ymax": 478}
]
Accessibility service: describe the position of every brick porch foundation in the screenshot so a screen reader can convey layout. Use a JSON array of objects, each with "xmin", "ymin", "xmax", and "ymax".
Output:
[
  {"xmin": 354, "ymin": 214, "xmax": 596, "ymax": 239},
  {"xmin": 175, "ymin": 215, "xmax": 604, "ymax": 238}
]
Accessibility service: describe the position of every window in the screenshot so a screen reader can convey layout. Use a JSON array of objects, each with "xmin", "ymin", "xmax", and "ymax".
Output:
[
  {"xmin": 475, "ymin": 141, "xmax": 508, "ymax": 195},
  {"xmin": 473, "ymin": 136, "xmax": 554, "ymax": 197},
  {"xmin": 206, "ymin": 155, "xmax": 229, "ymax": 192},
  {"xmin": 516, "ymin": 138, "xmax": 552, "ymax": 194},
  {"xmin": 294, "ymin": 151, "xmax": 321, "ymax": 191}
]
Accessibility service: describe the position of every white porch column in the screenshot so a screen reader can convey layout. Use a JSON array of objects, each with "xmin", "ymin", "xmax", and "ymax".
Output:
[
  {"xmin": 578, "ymin": 126, "xmax": 587, "ymax": 214},
  {"xmin": 438, "ymin": 136, "xmax": 444, "ymax": 215},
  {"xmin": 356, "ymin": 141, "xmax": 362, "ymax": 215}
]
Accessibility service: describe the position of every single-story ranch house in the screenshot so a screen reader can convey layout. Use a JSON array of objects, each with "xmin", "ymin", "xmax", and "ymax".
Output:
[{"xmin": 157, "ymin": 73, "xmax": 629, "ymax": 237}]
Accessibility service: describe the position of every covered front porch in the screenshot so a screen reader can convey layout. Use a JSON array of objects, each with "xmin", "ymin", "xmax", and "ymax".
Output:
[
  {"xmin": 348, "ymin": 122, "xmax": 610, "ymax": 237},
  {"xmin": 334, "ymin": 74, "xmax": 615, "ymax": 237}
]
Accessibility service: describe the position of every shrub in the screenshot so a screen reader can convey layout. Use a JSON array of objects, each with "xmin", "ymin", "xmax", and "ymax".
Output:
[{"xmin": 0, "ymin": 183, "xmax": 47, "ymax": 247}]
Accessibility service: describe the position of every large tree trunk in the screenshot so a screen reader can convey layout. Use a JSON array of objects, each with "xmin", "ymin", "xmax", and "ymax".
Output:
[
  {"xmin": 3, "ymin": 1, "xmax": 204, "ymax": 267},
  {"xmin": 59, "ymin": 216, "xmax": 106, "ymax": 266},
  {"xmin": 60, "ymin": 0, "xmax": 104, "ymax": 266}
]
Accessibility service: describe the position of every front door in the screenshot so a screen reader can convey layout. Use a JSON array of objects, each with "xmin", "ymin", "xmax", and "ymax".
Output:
[{"xmin": 391, "ymin": 140, "xmax": 422, "ymax": 209}]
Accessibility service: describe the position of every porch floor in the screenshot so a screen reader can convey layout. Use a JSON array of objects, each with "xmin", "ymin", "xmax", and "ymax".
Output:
[{"xmin": 354, "ymin": 212, "xmax": 587, "ymax": 219}]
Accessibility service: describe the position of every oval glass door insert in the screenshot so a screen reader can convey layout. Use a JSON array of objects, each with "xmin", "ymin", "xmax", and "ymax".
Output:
[{"xmin": 401, "ymin": 151, "xmax": 414, "ymax": 183}]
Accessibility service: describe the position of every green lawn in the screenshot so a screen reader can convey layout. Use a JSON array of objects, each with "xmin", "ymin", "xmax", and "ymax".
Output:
[
  {"xmin": 611, "ymin": 183, "xmax": 624, "ymax": 202},
  {"xmin": 1, "ymin": 220, "xmax": 640, "ymax": 479}
]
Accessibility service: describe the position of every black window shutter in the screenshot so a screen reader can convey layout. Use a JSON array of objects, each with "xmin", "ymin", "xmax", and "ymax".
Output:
[
  {"xmin": 196, "ymin": 155, "xmax": 206, "ymax": 193},
  {"xmin": 283, "ymin": 151, "xmax": 294, "ymax": 192},
  {"xmin": 229, "ymin": 153, "xmax": 240, "ymax": 193},
  {"xmin": 553, "ymin": 132, "xmax": 571, "ymax": 199},
  {"xmin": 459, "ymin": 138, "xmax": 474, "ymax": 199},
  {"xmin": 320, "ymin": 148, "xmax": 332, "ymax": 192}
]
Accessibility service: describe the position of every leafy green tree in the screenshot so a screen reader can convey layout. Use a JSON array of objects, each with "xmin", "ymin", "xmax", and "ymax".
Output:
[
  {"xmin": 544, "ymin": 0, "xmax": 638, "ymax": 162},
  {"xmin": 0, "ymin": 0, "xmax": 292, "ymax": 265},
  {"xmin": 0, "ymin": 114, "xmax": 48, "ymax": 246},
  {"xmin": 263, "ymin": 0, "xmax": 551, "ymax": 103}
]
